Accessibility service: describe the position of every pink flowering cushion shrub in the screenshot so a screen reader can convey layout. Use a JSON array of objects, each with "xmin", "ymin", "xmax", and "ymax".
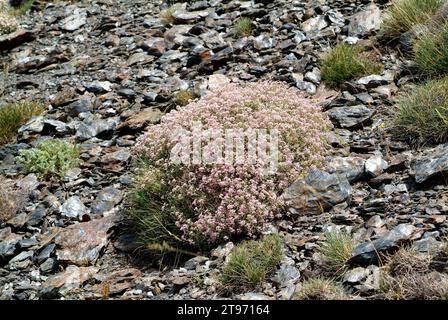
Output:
[{"xmin": 130, "ymin": 80, "xmax": 332, "ymax": 250}]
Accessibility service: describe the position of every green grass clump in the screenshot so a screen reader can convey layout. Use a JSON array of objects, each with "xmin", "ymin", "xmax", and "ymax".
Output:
[
  {"xmin": 294, "ymin": 278, "xmax": 347, "ymax": 300},
  {"xmin": 414, "ymin": 23, "xmax": 448, "ymax": 77},
  {"xmin": 379, "ymin": 0, "xmax": 444, "ymax": 43},
  {"xmin": 233, "ymin": 17, "xmax": 253, "ymax": 38},
  {"xmin": 320, "ymin": 44, "xmax": 383, "ymax": 87},
  {"xmin": 391, "ymin": 77, "xmax": 448, "ymax": 146},
  {"xmin": 17, "ymin": 139, "xmax": 80, "ymax": 179},
  {"xmin": 0, "ymin": 101, "xmax": 44, "ymax": 146},
  {"xmin": 317, "ymin": 230, "xmax": 357, "ymax": 275},
  {"xmin": 220, "ymin": 234, "xmax": 283, "ymax": 292}
]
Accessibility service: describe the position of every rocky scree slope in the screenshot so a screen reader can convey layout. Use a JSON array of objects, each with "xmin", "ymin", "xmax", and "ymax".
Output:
[{"xmin": 0, "ymin": 0, "xmax": 447, "ymax": 300}]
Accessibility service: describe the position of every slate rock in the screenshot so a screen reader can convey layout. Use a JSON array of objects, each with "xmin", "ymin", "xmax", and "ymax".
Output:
[
  {"xmin": 328, "ymin": 105, "xmax": 374, "ymax": 129},
  {"xmin": 90, "ymin": 187, "xmax": 123, "ymax": 215},
  {"xmin": 412, "ymin": 143, "xmax": 448, "ymax": 184},
  {"xmin": 326, "ymin": 156, "xmax": 366, "ymax": 183},
  {"xmin": 348, "ymin": 3, "xmax": 381, "ymax": 37},
  {"xmin": 61, "ymin": 9, "xmax": 87, "ymax": 31},
  {"xmin": 349, "ymin": 224, "xmax": 423, "ymax": 265},
  {"xmin": 39, "ymin": 265, "xmax": 99, "ymax": 298},
  {"xmin": 0, "ymin": 228, "xmax": 22, "ymax": 262},
  {"xmin": 54, "ymin": 215, "xmax": 116, "ymax": 266},
  {"xmin": 365, "ymin": 154, "xmax": 388, "ymax": 178},
  {"xmin": 282, "ymin": 169, "xmax": 351, "ymax": 215},
  {"xmin": 61, "ymin": 196, "xmax": 88, "ymax": 219}
]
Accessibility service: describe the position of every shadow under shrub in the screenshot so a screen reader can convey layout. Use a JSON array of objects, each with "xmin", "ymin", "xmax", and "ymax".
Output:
[
  {"xmin": 391, "ymin": 77, "xmax": 448, "ymax": 146},
  {"xmin": 129, "ymin": 81, "xmax": 332, "ymax": 252}
]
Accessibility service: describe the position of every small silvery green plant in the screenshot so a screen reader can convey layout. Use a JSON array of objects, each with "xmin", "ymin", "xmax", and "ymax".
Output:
[{"xmin": 17, "ymin": 139, "xmax": 80, "ymax": 179}]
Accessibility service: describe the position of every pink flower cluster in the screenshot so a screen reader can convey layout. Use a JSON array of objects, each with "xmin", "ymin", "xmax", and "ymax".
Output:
[{"xmin": 134, "ymin": 81, "xmax": 332, "ymax": 245}]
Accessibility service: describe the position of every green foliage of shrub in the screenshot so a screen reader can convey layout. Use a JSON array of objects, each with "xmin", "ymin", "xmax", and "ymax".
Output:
[
  {"xmin": 9, "ymin": 0, "xmax": 34, "ymax": 16},
  {"xmin": 233, "ymin": 17, "xmax": 253, "ymax": 37},
  {"xmin": 220, "ymin": 234, "xmax": 283, "ymax": 291},
  {"xmin": 294, "ymin": 278, "xmax": 347, "ymax": 300},
  {"xmin": 391, "ymin": 77, "xmax": 448, "ymax": 146},
  {"xmin": 127, "ymin": 162, "xmax": 192, "ymax": 251},
  {"xmin": 320, "ymin": 44, "xmax": 382, "ymax": 87},
  {"xmin": 317, "ymin": 230, "xmax": 357, "ymax": 275},
  {"xmin": 414, "ymin": 23, "xmax": 448, "ymax": 77},
  {"xmin": 17, "ymin": 139, "xmax": 80, "ymax": 179},
  {"xmin": 0, "ymin": 101, "xmax": 44, "ymax": 145},
  {"xmin": 171, "ymin": 90, "xmax": 197, "ymax": 107},
  {"xmin": 379, "ymin": 0, "xmax": 444, "ymax": 42},
  {"xmin": 130, "ymin": 81, "xmax": 331, "ymax": 250}
]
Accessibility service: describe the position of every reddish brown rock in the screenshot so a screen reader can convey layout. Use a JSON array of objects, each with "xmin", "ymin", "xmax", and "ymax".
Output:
[
  {"xmin": 98, "ymin": 268, "xmax": 142, "ymax": 296},
  {"xmin": 40, "ymin": 265, "xmax": 99, "ymax": 298},
  {"xmin": 55, "ymin": 215, "xmax": 116, "ymax": 266}
]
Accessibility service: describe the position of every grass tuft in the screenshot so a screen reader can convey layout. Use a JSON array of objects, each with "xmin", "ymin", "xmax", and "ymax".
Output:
[
  {"xmin": 379, "ymin": 0, "xmax": 444, "ymax": 43},
  {"xmin": 317, "ymin": 230, "xmax": 357, "ymax": 275},
  {"xmin": 0, "ymin": 101, "xmax": 44, "ymax": 146},
  {"xmin": 17, "ymin": 139, "xmax": 80, "ymax": 179},
  {"xmin": 386, "ymin": 246, "xmax": 431, "ymax": 277},
  {"xmin": 233, "ymin": 17, "xmax": 253, "ymax": 38},
  {"xmin": 391, "ymin": 77, "xmax": 448, "ymax": 146},
  {"xmin": 414, "ymin": 22, "xmax": 448, "ymax": 77},
  {"xmin": 320, "ymin": 44, "xmax": 382, "ymax": 87},
  {"xmin": 294, "ymin": 278, "xmax": 347, "ymax": 300},
  {"xmin": 220, "ymin": 234, "xmax": 283, "ymax": 292}
]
